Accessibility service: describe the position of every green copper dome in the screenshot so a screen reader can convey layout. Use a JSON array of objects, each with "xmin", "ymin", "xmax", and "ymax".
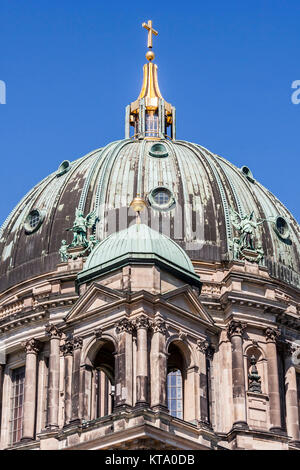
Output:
[{"xmin": 77, "ymin": 223, "xmax": 201, "ymax": 287}]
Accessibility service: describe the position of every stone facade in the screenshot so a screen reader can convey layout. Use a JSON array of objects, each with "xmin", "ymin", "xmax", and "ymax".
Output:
[{"xmin": 0, "ymin": 255, "xmax": 299, "ymax": 450}]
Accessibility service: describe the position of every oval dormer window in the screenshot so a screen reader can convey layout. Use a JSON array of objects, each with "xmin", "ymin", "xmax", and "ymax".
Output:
[
  {"xmin": 57, "ymin": 160, "xmax": 71, "ymax": 177},
  {"xmin": 241, "ymin": 166, "xmax": 254, "ymax": 183},
  {"xmin": 148, "ymin": 187, "xmax": 175, "ymax": 211},
  {"xmin": 149, "ymin": 143, "xmax": 169, "ymax": 158},
  {"xmin": 24, "ymin": 209, "xmax": 45, "ymax": 234},
  {"xmin": 274, "ymin": 216, "xmax": 290, "ymax": 240}
]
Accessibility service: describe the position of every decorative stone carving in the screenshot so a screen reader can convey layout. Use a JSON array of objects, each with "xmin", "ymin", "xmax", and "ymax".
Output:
[
  {"xmin": 116, "ymin": 318, "xmax": 134, "ymax": 334},
  {"xmin": 178, "ymin": 330, "xmax": 187, "ymax": 341},
  {"xmin": 227, "ymin": 320, "xmax": 247, "ymax": 339},
  {"xmin": 22, "ymin": 338, "xmax": 41, "ymax": 355},
  {"xmin": 265, "ymin": 327, "xmax": 281, "ymax": 343},
  {"xmin": 94, "ymin": 328, "xmax": 103, "ymax": 339},
  {"xmin": 135, "ymin": 314, "xmax": 151, "ymax": 330},
  {"xmin": 248, "ymin": 355, "xmax": 262, "ymax": 393},
  {"xmin": 45, "ymin": 323, "xmax": 62, "ymax": 339},
  {"xmin": 196, "ymin": 339, "xmax": 210, "ymax": 353},
  {"xmin": 61, "ymin": 339, "xmax": 74, "ymax": 356},
  {"xmin": 72, "ymin": 336, "xmax": 83, "ymax": 350},
  {"xmin": 152, "ymin": 318, "xmax": 166, "ymax": 334}
]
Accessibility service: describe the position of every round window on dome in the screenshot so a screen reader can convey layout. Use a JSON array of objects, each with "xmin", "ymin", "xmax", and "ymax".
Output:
[
  {"xmin": 241, "ymin": 166, "xmax": 254, "ymax": 183},
  {"xmin": 57, "ymin": 160, "xmax": 71, "ymax": 177},
  {"xmin": 148, "ymin": 187, "xmax": 175, "ymax": 211},
  {"xmin": 274, "ymin": 216, "xmax": 290, "ymax": 240},
  {"xmin": 24, "ymin": 209, "xmax": 45, "ymax": 234},
  {"xmin": 149, "ymin": 143, "xmax": 169, "ymax": 158}
]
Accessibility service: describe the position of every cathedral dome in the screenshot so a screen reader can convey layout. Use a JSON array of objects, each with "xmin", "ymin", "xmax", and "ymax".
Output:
[
  {"xmin": 77, "ymin": 223, "xmax": 200, "ymax": 286},
  {"xmin": 0, "ymin": 137, "xmax": 299, "ymax": 293},
  {"xmin": 0, "ymin": 40, "xmax": 300, "ymax": 295}
]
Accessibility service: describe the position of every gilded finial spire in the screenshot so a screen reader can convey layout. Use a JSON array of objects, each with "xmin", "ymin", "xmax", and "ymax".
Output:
[
  {"xmin": 142, "ymin": 20, "xmax": 158, "ymax": 49},
  {"xmin": 142, "ymin": 20, "xmax": 158, "ymax": 61},
  {"xmin": 124, "ymin": 21, "xmax": 176, "ymax": 140}
]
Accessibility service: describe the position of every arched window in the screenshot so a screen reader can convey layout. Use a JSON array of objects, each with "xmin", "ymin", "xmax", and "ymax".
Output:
[
  {"xmin": 167, "ymin": 342, "xmax": 185, "ymax": 420},
  {"xmin": 167, "ymin": 369, "xmax": 183, "ymax": 419},
  {"xmin": 91, "ymin": 341, "xmax": 115, "ymax": 419}
]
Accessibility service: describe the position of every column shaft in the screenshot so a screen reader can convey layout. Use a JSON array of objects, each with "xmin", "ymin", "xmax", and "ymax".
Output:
[
  {"xmin": 227, "ymin": 321, "xmax": 247, "ymax": 429},
  {"xmin": 266, "ymin": 329, "xmax": 282, "ymax": 432},
  {"xmin": 22, "ymin": 339, "xmax": 40, "ymax": 440},
  {"xmin": 136, "ymin": 315, "xmax": 150, "ymax": 406},
  {"xmin": 64, "ymin": 353, "xmax": 73, "ymax": 425},
  {"xmin": 285, "ymin": 354, "xmax": 300, "ymax": 441},
  {"xmin": 70, "ymin": 338, "xmax": 82, "ymax": 424},
  {"xmin": 151, "ymin": 319, "xmax": 167, "ymax": 411},
  {"xmin": 45, "ymin": 324, "xmax": 62, "ymax": 430}
]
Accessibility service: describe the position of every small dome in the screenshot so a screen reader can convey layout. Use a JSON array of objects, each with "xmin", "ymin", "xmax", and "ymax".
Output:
[{"xmin": 77, "ymin": 223, "xmax": 201, "ymax": 286}]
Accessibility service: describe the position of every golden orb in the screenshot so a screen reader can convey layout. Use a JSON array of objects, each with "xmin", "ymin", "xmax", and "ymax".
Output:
[
  {"xmin": 146, "ymin": 50, "xmax": 155, "ymax": 61},
  {"xmin": 130, "ymin": 196, "xmax": 147, "ymax": 213}
]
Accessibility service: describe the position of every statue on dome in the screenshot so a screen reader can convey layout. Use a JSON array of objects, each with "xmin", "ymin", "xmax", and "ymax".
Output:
[
  {"xmin": 230, "ymin": 208, "xmax": 266, "ymax": 263},
  {"xmin": 67, "ymin": 208, "xmax": 99, "ymax": 248},
  {"xmin": 59, "ymin": 240, "xmax": 70, "ymax": 262},
  {"xmin": 58, "ymin": 208, "xmax": 99, "ymax": 262}
]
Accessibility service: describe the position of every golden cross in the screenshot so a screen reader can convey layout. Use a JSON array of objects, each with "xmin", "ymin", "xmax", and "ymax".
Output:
[{"xmin": 142, "ymin": 20, "xmax": 158, "ymax": 49}]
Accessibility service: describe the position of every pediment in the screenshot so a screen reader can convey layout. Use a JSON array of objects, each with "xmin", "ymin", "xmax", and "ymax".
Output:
[
  {"xmin": 65, "ymin": 283, "xmax": 125, "ymax": 323},
  {"xmin": 162, "ymin": 286, "xmax": 215, "ymax": 326}
]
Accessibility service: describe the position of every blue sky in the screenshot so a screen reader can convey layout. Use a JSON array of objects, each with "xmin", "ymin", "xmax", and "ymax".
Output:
[{"xmin": 0, "ymin": 0, "xmax": 299, "ymax": 225}]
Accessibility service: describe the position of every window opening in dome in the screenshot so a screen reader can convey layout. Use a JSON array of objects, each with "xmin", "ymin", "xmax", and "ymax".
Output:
[
  {"xmin": 24, "ymin": 209, "xmax": 45, "ymax": 234},
  {"xmin": 149, "ymin": 143, "xmax": 168, "ymax": 158},
  {"xmin": 57, "ymin": 160, "xmax": 71, "ymax": 177},
  {"xmin": 241, "ymin": 166, "xmax": 254, "ymax": 183},
  {"xmin": 148, "ymin": 187, "xmax": 175, "ymax": 211},
  {"xmin": 153, "ymin": 190, "xmax": 170, "ymax": 205},
  {"xmin": 145, "ymin": 113, "xmax": 159, "ymax": 137},
  {"xmin": 274, "ymin": 216, "xmax": 290, "ymax": 240}
]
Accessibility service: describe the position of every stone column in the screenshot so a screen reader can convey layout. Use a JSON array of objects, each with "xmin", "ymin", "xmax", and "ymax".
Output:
[
  {"xmin": 227, "ymin": 320, "xmax": 248, "ymax": 429},
  {"xmin": 135, "ymin": 314, "xmax": 150, "ymax": 407},
  {"xmin": 196, "ymin": 339, "xmax": 212, "ymax": 429},
  {"xmin": 22, "ymin": 338, "xmax": 41, "ymax": 440},
  {"xmin": 0, "ymin": 363, "xmax": 4, "ymax": 434},
  {"xmin": 265, "ymin": 327, "xmax": 282, "ymax": 432},
  {"xmin": 115, "ymin": 318, "xmax": 134, "ymax": 409},
  {"xmin": 61, "ymin": 338, "xmax": 74, "ymax": 426},
  {"xmin": 285, "ymin": 345, "xmax": 300, "ymax": 442},
  {"xmin": 70, "ymin": 337, "xmax": 83, "ymax": 424},
  {"xmin": 151, "ymin": 318, "xmax": 168, "ymax": 411},
  {"xmin": 45, "ymin": 324, "xmax": 62, "ymax": 430}
]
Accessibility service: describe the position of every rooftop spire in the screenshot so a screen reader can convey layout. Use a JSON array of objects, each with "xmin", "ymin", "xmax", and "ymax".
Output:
[{"xmin": 125, "ymin": 20, "xmax": 176, "ymax": 140}]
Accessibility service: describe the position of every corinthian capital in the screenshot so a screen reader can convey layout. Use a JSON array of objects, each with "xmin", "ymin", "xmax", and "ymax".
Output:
[
  {"xmin": 152, "ymin": 318, "xmax": 167, "ymax": 334},
  {"xmin": 72, "ymin": 336, "xmax": 83, "ymax": 350},
  {"xmin": 45, "ymin": 323, "xmax": 62, "ymax": 340},
  {"xmin": 22, "ymin": 338, "xmax": 41, "ymax": 355},
  {"xmin": 61, "ymin": 339, "xmax": 74, "ymax": 356},
  {"xmin": 135, "ymin": 314, "xmax": 151, "ymax": 330},
  {"xmin": 227, "ymin": 320, "xmax": 247, "ymax": 339},
  {"xmin": 265, "ymin": 327, "xmax": 280, "ymax": 343},
  {"xmin": 116, "ymin": 318, "xmax": 134, "ymax": 334}
]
